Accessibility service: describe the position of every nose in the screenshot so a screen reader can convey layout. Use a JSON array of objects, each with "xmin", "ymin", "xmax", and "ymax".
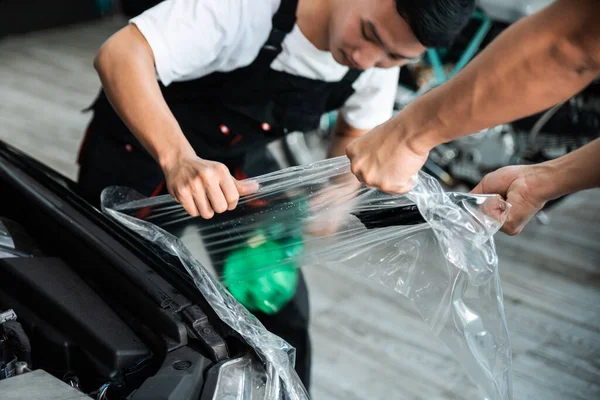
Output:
[{"xmin": 352, "ymin": 46, "xmax": 382, "ymax": 70}]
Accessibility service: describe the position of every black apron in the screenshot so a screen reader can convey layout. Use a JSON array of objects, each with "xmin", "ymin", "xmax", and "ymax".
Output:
[{"xmin": 78, "ymin": 0, "xmax": 363, "ymax": 388}]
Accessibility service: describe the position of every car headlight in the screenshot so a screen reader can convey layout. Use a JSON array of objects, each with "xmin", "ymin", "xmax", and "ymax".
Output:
[{"xmin": 203, "ymin": 354, "xmax": 281, "ymax": 400}]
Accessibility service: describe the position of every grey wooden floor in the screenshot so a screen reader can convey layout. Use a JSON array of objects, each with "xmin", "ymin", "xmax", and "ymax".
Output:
[{"xmin": 1, "ymin": 16, "xmax": 599, "ymax": 400}]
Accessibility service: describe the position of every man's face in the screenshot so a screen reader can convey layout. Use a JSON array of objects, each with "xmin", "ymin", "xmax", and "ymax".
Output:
[{"xmin": 328, "ymin": 0, "xmax": 426, "ymax": 69}]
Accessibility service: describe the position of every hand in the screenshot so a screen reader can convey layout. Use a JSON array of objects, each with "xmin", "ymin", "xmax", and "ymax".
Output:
[
  {"xmin": 306, "ymin": 173, "xmax": 363, "ymax": 236},
  {"xmin": 162, "ymin": 155, "xmax": 258, "ymax": 218},
  {"xmin": 346, "ymin": 120, "xmax": 430, "ymax": 194},
  {"xmin": 471, "ymin": 165, "xmax": 548, "ymax": 235}
]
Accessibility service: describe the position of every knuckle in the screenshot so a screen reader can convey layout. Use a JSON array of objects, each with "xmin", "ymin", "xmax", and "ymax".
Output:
[
  {"xmin": 214, "ymin": 202, "xmax": 228, "ymax": 214},
  {"xmin": 402, "ymin": 180, "xmax": 416, "ymax": 193},
  {"xmin": 191, "ymin": 178, "xmax": 207, "ymax": 192},
  {"xmin": 362, "ymin": 172, "xmax": 378, "ymax": 187},
  {"xmin": 228, "ymin": 189, "xmax": 240, "ymax": 200},
  {"xmin": 350, "ymin": 163, "xmax": 361, "ymax": 176},
  {"xmin": 216, "ymin": 163, "xmax": 229, "ymax": 175},
  {"xmin": 504, "ymin": 223, "xmax": 520, "ymax": 236},
  {"xmin": 226, "ymin": 196, "xmax": 239, "ymax": 207},
  {"xmin": 346, "ymin": 145, "xmax": 355, "ymax": 158},
  {"xmin": 380, "ymin": 183, "xmax": 405, "ymax": 194},
  {"xmin": 186, "ymin": 207, "xmax": 199, "ymax": 217},
  {"xmin": 200, "ymin": 168, "xmax": 216, "ymax": 182},
  {"xmin": 202, "ymin": 173, "xmax": 215, "ymax": 184},
  {"xmin": 230, "ymin": 190, "xmax": 240, "ymax": 200},
  {"xmin": 168, "ymin": 188, "xmax": 178, "ymax": 201},
  {"xmin": 174, "ymin": 186, "xmax": 189, "ymax": 198},
  {"xmin": 378, "ymin": 183, "xmax": 393, "ymax": 193},
  {"xmin": 227, "ymin": 196, "xmax": 239, "ymax": 210}
]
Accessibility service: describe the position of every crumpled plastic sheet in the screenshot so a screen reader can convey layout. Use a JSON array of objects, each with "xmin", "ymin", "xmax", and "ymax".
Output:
[{"xmin": 101, "ymin": 156, "xmax": 513, "ymax": 400}]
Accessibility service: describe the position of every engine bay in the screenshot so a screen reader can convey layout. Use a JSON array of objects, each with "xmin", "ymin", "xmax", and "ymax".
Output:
[
  {"xmin": 0, "ymin": 144, "xmax": 239, "ymax": 399},
  {"xmin": 0, "ymin": 218, "xmax": 152, "ymax": 392}
]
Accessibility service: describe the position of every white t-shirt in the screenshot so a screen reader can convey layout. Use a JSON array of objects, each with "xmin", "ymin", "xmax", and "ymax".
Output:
[{"xmin": 131, "ymin": 0, "xmax": 399, "ymax": 130}]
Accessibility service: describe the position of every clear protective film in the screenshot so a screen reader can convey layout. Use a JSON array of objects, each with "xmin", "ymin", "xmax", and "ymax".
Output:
[{"xmin": 101, "ymin": 156, "xmax": 513, "ymax": 400}]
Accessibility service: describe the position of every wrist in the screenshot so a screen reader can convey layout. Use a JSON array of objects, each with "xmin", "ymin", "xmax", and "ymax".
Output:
[
  {"xmin": 529, "ymin": 160, "xmax": 566, "ymax": 202},
  {"xmin": 158, "ymin": 141, "xmax": 196, "ymax": 171},
  {"xmin": 392, "ymin": 118, "xmax": 438, "ymax": 156},
  {"xmin": 397, "ymin": 104, "xmax": 445, "ymax": 155}
]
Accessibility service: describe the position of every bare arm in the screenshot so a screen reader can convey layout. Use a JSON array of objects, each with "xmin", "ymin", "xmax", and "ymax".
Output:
[
  {"xmin": 94, "ymin": 24, "xmax": 193, "ymax": 169},
  {"xmin": 472, "ymin": 138, "xmax": 600, "ymax": 235},
  {"xmin": 347, "ymin": 0, "xmax": 600, "ymax": 193},
  {"xmin": 537, "ymin": 138, "xmax": 600, "ymax": 200},
  {"xmin": 402, "ymin": 0, "xmax": 600, "ymax": 150},
  {"xmin": 94, "ymin": 24, "xmax": 254, "ymax": 218}
]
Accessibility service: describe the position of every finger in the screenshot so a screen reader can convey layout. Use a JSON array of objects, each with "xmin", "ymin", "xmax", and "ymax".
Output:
[
  {"xmin": 501, "ymin": 198, "xmax": 537, "ymax": 235},
  {"xmin": 220, "ymin": 177, "xmax": 240, "ymax": 211},
  {"xmin": 500, "ymin": 222, "xmax": 523, "ymax": 236},
  {"xmin": 480, "ymin": 195, "xmax": 510, "ymax": 222},
  {"xmin": 349, "ymin": 163, "xmax": 365, "ymax": 184},
  {"xmin": 235, "ymin": 178, "xmax": 259, "ymax": 196},
  {"xmin": 470, "ymin": 186, "xmax": 485, "ymax": 195},
  {"xmin": 345, "ymin": 143, "xmax": 354, "ymax": 159},
  {"xmin": 397, "ymin": 179, "xmax": 416, "ymax": 194},
  {"xmin": 345, "ymin": 140, "xmax": 360, "ymax": 159},
  {"xmin": 354, "ymin": 172, "xmax": 366, "ymax": 185},
  {"xmin": 190, "ymin": 184, "xmax": 214, "ymax": 219},
  {"xmin": 470, "ymin": 168, "xmax": 515, "ymax": 197},
  {"xmin": 205, "ymin": 181, "xmax": 229, "ymax": 214},
  {"xmin": 470, "ymin": 181, "xmax": 486, "ymax": 195},
  {"xmin": 377, "ymin": 177, "xmax": 413, "ymax": 194},
  {"xmin": 173, "ymin": 188, "xmax": 200, "ymax": 217}
]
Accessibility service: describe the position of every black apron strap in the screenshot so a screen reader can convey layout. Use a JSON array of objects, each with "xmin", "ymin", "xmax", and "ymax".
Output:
[
  {"xmin": 272, "ymin": 0, "xmax": 299, "ymax": 32},
  {"xmin": 341, "ymin": 68, "xmax": 363, "ymax": 84},
  {"xmin": 260, "ymin": 0, "xmax": 299, "ymax": 64}
]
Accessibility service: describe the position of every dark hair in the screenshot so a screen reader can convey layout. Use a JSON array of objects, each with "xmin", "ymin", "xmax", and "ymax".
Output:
[{"xmin": 395, "ymin": 0, "xmax": 475, "ymax": 48}]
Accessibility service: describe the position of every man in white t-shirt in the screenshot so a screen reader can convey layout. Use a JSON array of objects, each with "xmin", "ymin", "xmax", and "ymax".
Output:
[{"xmin": 77, "ymin": 0, "xmax": 474, "ymax": 387}]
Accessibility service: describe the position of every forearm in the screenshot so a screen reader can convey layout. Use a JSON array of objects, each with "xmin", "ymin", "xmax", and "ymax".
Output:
[
  {"xmin": 328, "ymin": 135, "xmax": 356, "ymax": 158},
  {"xmin": 327, "ymin": 114, "xmax": 368, "ymax": 158},
  {"xmin": 534, "ymin": 138, "xmax": 600, "ymax": 201},
  {"xmin": 94, "ymin": 24, "xmax": 194, "ymax": 169},
  {"xmin": 399, "ymin": 0, "xmax": 600, "ymax": 152}
]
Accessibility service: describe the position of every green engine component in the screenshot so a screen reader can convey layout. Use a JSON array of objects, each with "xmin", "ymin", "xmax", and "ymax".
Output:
[{"xmin": 223, "ymin": 230, "xmax": 304, "ymax": 315}]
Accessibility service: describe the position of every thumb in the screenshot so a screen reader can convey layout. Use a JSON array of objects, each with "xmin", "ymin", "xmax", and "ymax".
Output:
[
  {"xmin": 470, "ymin": 181, "xmax": 486, "ymax": 195},
  {"xmin": 235, "ymin": 178, "xmax": 260, "ymax": 196},
  {"xmin": 470, "ymin": 169, "xmax": 514, "ymax": 198},
  {"xmin": 470, "ymin": 180, "xmax": 510, "ymax": 224}
]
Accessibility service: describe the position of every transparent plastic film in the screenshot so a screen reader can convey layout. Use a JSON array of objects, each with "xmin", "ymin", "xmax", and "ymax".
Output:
[
  {"xmin": 102, "ymin": 189, "xmax": 306, "ymax": 400},
  {"xmin": 102, "ymin": 156, "xmax": 513, "ymax": 400}
]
